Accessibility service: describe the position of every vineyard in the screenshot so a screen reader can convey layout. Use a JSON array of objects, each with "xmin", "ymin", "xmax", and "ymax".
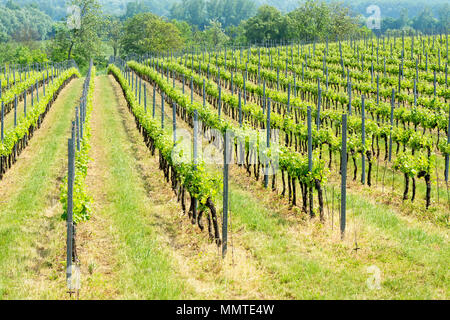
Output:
[{"xmin": 0, "ymin": 34, "xmax": 448, "ymax": 300}]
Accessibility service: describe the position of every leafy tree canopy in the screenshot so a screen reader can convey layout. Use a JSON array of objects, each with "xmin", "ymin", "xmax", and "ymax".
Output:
[
  {"xmin": 286, "ymin": 0, "xmax": 359, "ymax": 41},
  {"xmin": 243, "ymin": 5, "xmax": 286, "ymax": 43},
  {"xmin": 170, "ymin": 0, "xmax": 256, "ymax": 30},
  {"xmin": 121, "ymin": 12, "xmax": 184, "ymax": 55},
  {"xmin": 0, "ymin": 3, "xmax": 53, "ymax": 43},
  {"xmin": 50, "ymin": 0, "xmax": 103, "ymax": 68}
]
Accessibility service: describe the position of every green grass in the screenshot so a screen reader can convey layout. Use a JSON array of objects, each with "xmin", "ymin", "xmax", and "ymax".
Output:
[
  {"xmin": 92, "ymin": 75, "xmax": 187, "ymax": 299},
  {"xmin": 226, "ymin": 181, "xmax": 449, "ymax": 299}
]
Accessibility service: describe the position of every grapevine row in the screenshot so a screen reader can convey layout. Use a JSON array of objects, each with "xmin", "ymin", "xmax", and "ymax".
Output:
[
  {"xmin": 109, "ymin": 63, "xmax": 223, "ymax": 244},
  {"xmin": 0, "ymin": 68, "xmax": 80, "ymax": 179},
  {"xmin": 128, "ymin": 60, "xmax": 329, "ymax": 218}
]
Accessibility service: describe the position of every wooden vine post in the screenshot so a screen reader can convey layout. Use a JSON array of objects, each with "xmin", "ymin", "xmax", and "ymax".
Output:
[
  {"xmin": 173, "ymin": 102, "xmax": 176, "ymax": 143},
  {"xmin": 66, "ymin": 123, "xmax": 75, "ymax": 293},
  {"xmin": 1, "ymin": 101, "xmax": 3, "ymax": 143},
  {"xmin": 446, "ymin": 106, "xmax": 450, "ymax": 182},
  {"xmin": 190, "ymin": 77, "xmax": 194, "ymax": 104},
  {"xmin": 307, "ymin": 106, "xmax": 314, "ymax": 218},
  {"xmin": 24, "ymin": 89, "xmax": 27, "ymax": 117},
  {"xmin": 222, "ymin": 128, "xmax": 229, "ymax": 259},
  {"xmin": 152, "ymin": 87, "xmax": 156, "ymax": 118},
  {"xmin": 144, "ymin": 84, "xmax": 147, "ymax": 113},
  {"xmin": 389, "ymin": 89, "xmax": 395, "ymax": 162},
  {"xmin": 202, "ymin": 79, "xmax": 206, "ymax": 106},
  {"xmin": 139, "ymin": 77, "xmax": 141, "ymax": 104},
  {"xmin": 341, "ymin": 114, "xmax": 348, "ymax": 239},
  {"xmin": 161, "ymin": 93, "xmax": 165, "ymax": 129},
  {"xmin": 348, "ymin": 81, "xmax": 352, "ymax": 115},
  {"xmin": 193, "ymin": 110, "xmax": 198, "ymax": 225},
  {"xmin": 264, "ymin": 99, "xmax": 271, "ymax": 189},
  {"xmin": 14, "ymin": 95, "xmax": 17, "ymax": 127},
  {"xmin": 238, "ymin": 90, "xmax": 242, "ymax": 126},
  {"xmin": 317, "ymin": 86, "xmax": 321, "ymax": 130},
  {"xmin": 361, "ymin": 95, "xmax": 366, "ymax": 185},
  {"xmin": 76, "ymin": 107, "xmax": 80, "ymax": 151},
  {"xmin": 218, "ymin": 85, "xmax": 222, "ymax": 118}
]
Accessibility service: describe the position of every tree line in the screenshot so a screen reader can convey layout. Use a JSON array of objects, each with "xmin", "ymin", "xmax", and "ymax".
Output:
[{"xmin": 0, "ymin": 0, "xmax": 448, "ymax": 70}]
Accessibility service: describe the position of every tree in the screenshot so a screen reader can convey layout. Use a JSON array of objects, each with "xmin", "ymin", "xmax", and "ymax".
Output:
[
  {"xmin": 121, "ymin": 13, "xmax": 184, "ymax": 55},
  {"xmin": 170, "ymin": 0, "xmax": 255, "ymax": 30},
  {"xmin": 171, "ymin": 0, "xmax": 207, "ymax": 29},
  {"xmin": 205, "ymin": 0, "xmax": 255, "ymax": 28},
  {"xmin": 286, "ymin": 0, "xmax": 359, "ymax": 41},
  {"xmin": 203, "ymin": 19, "xmax": 229, "ymax": 47},
  {"xmin": 412, "ymin": 7, "xmax": 438, "ymax": 34},
  {"xmin": 12, "ymin": 25, "xmax": 40, "ymax": 43},
  {"xmin": 51, "ymin": 0, "xmax": 102, "ymax": 63},
  {"xmin": 287, "ymin": 0, "xmax": 331, "ymax": 41},
  {"xmin": 398, "ymin": 8, "xmax": 410, "ymax": 29},
  {"xmin": 381, "ymin": 8, "xmax": 411, "ymax": 33},
  {"xmin": 122, "ymin": 1, "xmax": 150, "ymax": 21},
  {"xmin": 437, "ymin": 3, "xmax": 449, "ymax": 33},
  {"xmin": 105, "ymin": 15, "xmax": 123, "ymax": 58},
  {"xmin": 172, "ymin": 19, "xmax": 195, "ymax": 47},
  {"xmin": 226, "ymin": 24, "xmax": 247, "ymax": 45},
  {"xmin": 382, "ymin": 17, "xmax": 401, "ymax": 33},
  {"xmin": 0, "ymin": 5, "xmax": 54, "ymax": 43},
  {"xmin": 328, "ymin": 2, "xmax": 359, "ymax": 40},
  {"xmin": 5, "ymin": 0, "xmax": 20, "ymax": 10},
  {"xmin": 0, "ymin": 42, "xmax": 48, "ymax": 65},
  {"xmin": 243, "ymin": 5, "xmax": 286, "ymax": 43}
]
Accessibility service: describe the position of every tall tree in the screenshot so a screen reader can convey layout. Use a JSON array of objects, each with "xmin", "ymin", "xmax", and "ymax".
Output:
[
  {"xmin": 203, "ymin": 19, "xmax": 229, "ymax": 47},
  {"xmin": 437, "ymin": 3, "xmax": 449, "ymax": 33},
  {"xmin": 328, "ymin": 2, "xmax": 359, "ymax": 40},
  {"xmin": 51, "ymin": 0, "xmax": 103, "ymax": 65},
  {"xmin": 104, "ymin": 15, "xmax": 123, "ymax": 58},
  {"xmin": 121, "ymin": 12, "xmax": 184, "ymax": 55},
  {"xmin": 0, "ymin": 4, "xmax": 54, "ymax": 43},
  {"xmin": 226, "ymin": 24, "xmax": 247, "ymax": 45},
  {"xmin": 122, "ymin": 1, "xmax": 150, "ymax": 21},
  {"xmin": 171, "ymin": 0, "xmax": 207, "ymax": 29},
  {"xmin": 412, "ymin": 7, "xmax": 438, "ymax": 33},
  {"xmin": 287, "ymin": 0, "xmax": 331, "ymax": 41},
  {"xmin": 286, "ymin": 0, "xmax": 358, "ymax": 41},
  {"xmin": 243, "ymin": 5, "xmax": 286, "ymax": 43},
  {"xmin": 172, "ymin": 19, "xmax": 195, "ymax": 47},
  {"xmin": 170, "ymin": 0, "xmax": 255, "ymax": 30},
  {"xmin": 206, "ymin": 0, "xmax": 255, "ymax": 28}
]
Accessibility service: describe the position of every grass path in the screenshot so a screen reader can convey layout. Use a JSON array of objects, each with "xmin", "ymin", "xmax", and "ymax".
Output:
[
  {"xmin": 74, "ymin": 75, "xmax": 277, "ymax": 299},
  {"xmin": 0, "ymin": 78, "xmax": 83, "ymax": 299},
  {"xmin": 74, "ymin": 74, "xmax": 186, "ymax": 299}
]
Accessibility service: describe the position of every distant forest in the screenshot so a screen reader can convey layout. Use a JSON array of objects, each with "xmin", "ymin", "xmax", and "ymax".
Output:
[
  {"xmin": 1, "ymin": 0, "xmax": 449, "ymax": 19},
  {"xmin": 0, "ymin": 0, "xmax": 448, "ymax": 68}
]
